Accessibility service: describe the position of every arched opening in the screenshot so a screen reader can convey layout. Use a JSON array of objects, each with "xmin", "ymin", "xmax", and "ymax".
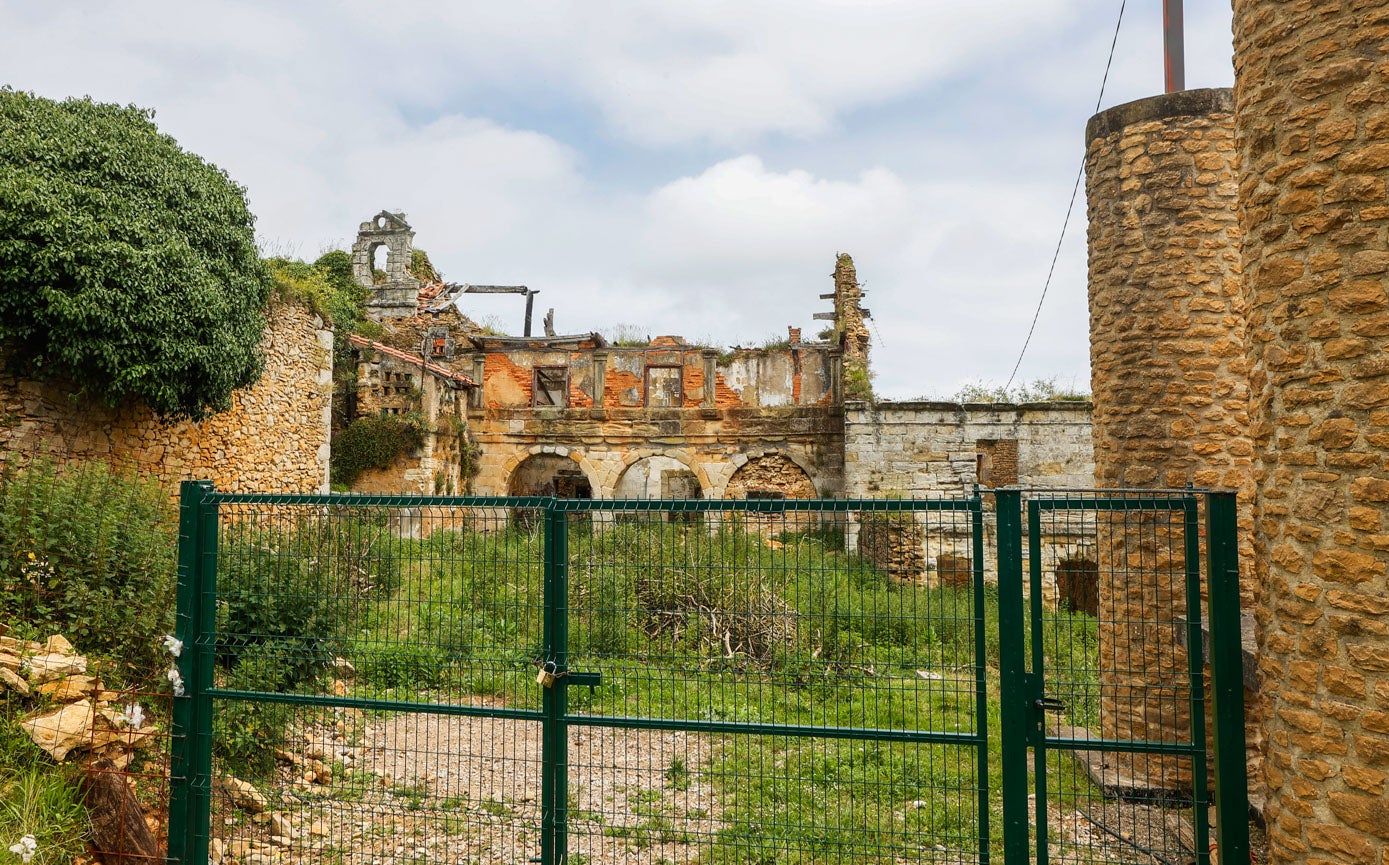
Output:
[
  {"xmin": 371, "ymin": 243, "xmax": 390, "ymax": 283},
  {"xmin": 508, "ymin": 454, "xmax": 592, "ymax": 499},
  {"xmin": 613, "ymin": 455, "xmax": 702, "ymax": 523},
  {"xmin": 613, "ymin": 455, "xmax": 701, "ymax": 500},
  {"xmin": 725, "ymin": 454, "xmax": 820, "ymax": 539},
  {"xmin": 725, "ymin": 454, "xmax": 816, "ymax": 500}
]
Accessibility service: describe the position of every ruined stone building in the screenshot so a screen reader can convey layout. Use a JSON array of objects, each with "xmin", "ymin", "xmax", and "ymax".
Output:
[{"xmin": 341, "ymin": 210, "xmax": 1095, "ymax": 512}]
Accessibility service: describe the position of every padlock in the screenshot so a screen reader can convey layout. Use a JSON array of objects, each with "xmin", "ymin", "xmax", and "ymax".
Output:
[{"xmin": 536, "ymin": 662, "xmax": 557, "ymax": 688}]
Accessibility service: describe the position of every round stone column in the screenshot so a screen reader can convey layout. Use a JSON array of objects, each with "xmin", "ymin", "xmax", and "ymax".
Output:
[
  {"xmin": 1234, "ymin": 2, "xmax": 1389, "ymax": 862},
  {"xmin": 1086, "ymin": 88, "xmax": 1260, "ymax": 795}
]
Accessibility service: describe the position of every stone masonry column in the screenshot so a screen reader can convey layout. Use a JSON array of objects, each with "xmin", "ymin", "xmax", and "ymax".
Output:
[
  {"xmin": 1233, "ymin": 3, "xmax": 1389, "ymax": 863},
  {"xmin": 1086, "ymin": 89, "xmax": 1261, "ymax": 797}
]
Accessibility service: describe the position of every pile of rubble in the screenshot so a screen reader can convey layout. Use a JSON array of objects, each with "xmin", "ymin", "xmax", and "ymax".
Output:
[{"xmin": 0, "ymin": 633, "xmax": 159, "ymax": 766}]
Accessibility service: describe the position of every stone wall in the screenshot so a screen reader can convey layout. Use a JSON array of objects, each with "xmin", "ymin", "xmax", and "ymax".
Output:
[
  {"xmin": 1085, "ymin": 88, "xmax": 1262, "ymax": 796},
  {"xmin": 844, "ymin": 400, "xmax": 1095, "ymax": 591},
  {"xmin": 1233, "ymin": 2, "xmax": 1389, "ymax": 862},
  {"xmin": 843, "ymin": 401, "xmax": 1095, "ymax": 497},
  {"xmin": 0, "ymin": 301, "xmax": 333, "ymax": 493}
]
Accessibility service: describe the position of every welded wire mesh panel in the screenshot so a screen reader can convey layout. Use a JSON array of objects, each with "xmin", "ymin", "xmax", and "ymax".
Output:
[
  {"xmin": 205, "ymin": 498, "xmax": 549, "ymax": 864},
  {"xmin": 565, "ymin": 729, "xmax": 984, "ymax": 864},
  {"xmin": 1027, "ymin": 491, "xmax": 1208, "ymax": 865},
  {"xmin": 562, "ymin": 499, "xmax": 988, "ymax": 863}
]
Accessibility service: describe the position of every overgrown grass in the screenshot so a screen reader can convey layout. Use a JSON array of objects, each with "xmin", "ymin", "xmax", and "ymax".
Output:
[
  {"xmin": 0, "ymin": 458, "xmax": 175, "ymax": 688},
  {"xmin": 0, "ymin": 725, "xmax": 86, "ymax": 865},
  {"xmin": 207, "ymin": 512, "xmax": 1102, "ymax": 861},
  {"xmin": 330, "ymin": 518, "xmax": 1101, "ymax": 861}
]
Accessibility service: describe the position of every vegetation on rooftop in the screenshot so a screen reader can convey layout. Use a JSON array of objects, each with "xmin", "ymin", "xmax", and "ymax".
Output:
[{"xmin": 944, "ymin": 377, "xmax": 1091, "ymax": 404}]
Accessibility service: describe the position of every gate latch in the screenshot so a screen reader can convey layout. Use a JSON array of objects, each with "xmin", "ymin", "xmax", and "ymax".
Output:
[{"xmin": 1033, "ymin": 696, "xmax": 1067, "ymax": 713}]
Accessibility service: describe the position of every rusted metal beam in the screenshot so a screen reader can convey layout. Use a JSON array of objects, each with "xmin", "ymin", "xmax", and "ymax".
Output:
[{"xmin": 1164, "ymin": 0, "xmax": 1184, "ymax": 93}]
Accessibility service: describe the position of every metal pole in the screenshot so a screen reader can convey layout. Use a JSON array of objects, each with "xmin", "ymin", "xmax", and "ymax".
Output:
[
  {"xmin": 524, "ymin": 290, "xmax": 535, "ymax": 337},
  {"xmin": 1164, "ymin": 0, "xmax": 1185, "ymax": 93}
]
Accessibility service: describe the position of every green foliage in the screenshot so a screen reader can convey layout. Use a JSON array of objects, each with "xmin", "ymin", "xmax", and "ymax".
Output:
[
  {"xmin": 948, "ymin": 376, "xmax": 1091, "ymax": 404},
  {"xmin": 602, "ymin": 323, "xmax": 650, "ymax": 347},
  {"xmin": 408, "ymin": 247, "xmax": 441, "ymax": 283},
  {"xmin": 267, "ymin": 253, "xmax": 372, "ymax": 386},
  {"xmin": 214, "ymin": 511, "xmax": 404, "ymax": 775},
  {"xmin": 0, "ymin": 459, "xmax": 175, "ymax": 687},
  {"xmin": 212, "ymin": 641, "xmax": 296, "ymax": 777},
  {"xmin": 0, "ymin": 90, "xmax": 271, "ymax": 420},
  {"xmin": 357, "ymin": 642, "xmax": 448, "ymax": 689},
  {"xmin": 843, "ymin": 365, "xmax": 874, "ymax": 401},
  {"xmin": 330, "ymin": 413, "xmax": 428, "ymax": 487},
  {"xmin": 0, "ymin": 724, "xmax": 86, "ymax": 865}
]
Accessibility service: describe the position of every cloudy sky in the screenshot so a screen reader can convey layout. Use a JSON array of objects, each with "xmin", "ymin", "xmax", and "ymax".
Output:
[{"xmin": 1, "ymin": 1, "xmax": 1234, "ymax": 400}]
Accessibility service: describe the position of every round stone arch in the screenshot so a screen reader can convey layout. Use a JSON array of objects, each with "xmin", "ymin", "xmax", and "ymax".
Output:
[
  {"xmin": 612, "ymin": 449, "xmax": 711, "ymax": 499},
  {"xmin": 502, "ymin": 446, "xmax": 600, "ymax": 498},
  {"xmin": 721, "ymin": 450, "xmax": 819, "ymax": 500}
]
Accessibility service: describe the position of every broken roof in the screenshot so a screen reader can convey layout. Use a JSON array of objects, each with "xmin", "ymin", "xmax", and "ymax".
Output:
[{"xmin": 347, "ymin": 334, "xmax": 477, "ymax": 387}]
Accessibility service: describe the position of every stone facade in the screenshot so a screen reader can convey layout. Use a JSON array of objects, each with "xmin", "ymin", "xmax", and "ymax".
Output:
[
  {"xmin": 844, "ymin": 400, "xmax": 1095, "ymax": 591},
  {"xmin": 1085, "ymin": 89, "xmax": 1262, "ymax": 797},
  {"xmin": 0, "ymin": 301, "xmax": 332, "ymax": 493},
  {"xmin": 1232, "ymin": 2, "xmax": 1389, "ymax": 862},
  {"xmin": 843, "ymin": 400, "xmax": 1095, "ymax": 497},
  {"xmin": 466, "ymin": 334, "xmax": 844, "ymax": 500}
]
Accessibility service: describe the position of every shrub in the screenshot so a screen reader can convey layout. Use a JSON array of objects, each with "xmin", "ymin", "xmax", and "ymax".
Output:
[
  {"xmin": 357, "ymin": 642, "xmax": 447, "ymax": 689},
  {"xmin": 330, "ymin": 413, "xmax": 428, "ymax": 487},
  {"xmin": 216, "ymin": 513, "xmax": 401, "ymax": 684},
  {"xmin": 0, "ymin": 459, "xmax": 175, "ymax": 687},
  {"xmin": 0, "ymin": 89, "xmax": 271, "ymax": 420}
]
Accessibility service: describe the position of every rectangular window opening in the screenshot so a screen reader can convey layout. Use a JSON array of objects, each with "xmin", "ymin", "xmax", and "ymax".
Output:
[{"xmin": 533, "ymin": 367, "xmax": 570, "ymax": 407}]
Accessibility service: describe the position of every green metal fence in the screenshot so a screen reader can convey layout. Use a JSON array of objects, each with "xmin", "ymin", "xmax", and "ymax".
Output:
[{"xmin": 168, "ymin": 484, "xmax": 1247, "ymax": 865}]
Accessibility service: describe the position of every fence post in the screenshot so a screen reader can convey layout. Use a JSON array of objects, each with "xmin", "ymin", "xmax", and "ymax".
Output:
[
  {"xmin": 994, "ymin": 489, "xmax": 1029, "ymax": 865},
  {"xmin": 168, "ymin": 481, "xmax": 213, "ymax": 865},
  {"xmin": 541, "ymin": 501, "xmax": 570, "ymax": 864},
  {"xmin": 971, "ymin": 494, "xmax": 991, "ymax": 865},
  {"xmin": 167, "ymin": 482, "xmax": 200, "ymax": 865},
  {"xmin": 1206, "ymin": 492, "xmax": 1250, "ymax": 865}
]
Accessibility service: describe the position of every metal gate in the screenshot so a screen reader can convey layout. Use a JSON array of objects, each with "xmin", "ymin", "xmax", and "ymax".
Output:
[{"xmin": 167, "ymin": 484, "xmax": 1247, "ymax": 864}]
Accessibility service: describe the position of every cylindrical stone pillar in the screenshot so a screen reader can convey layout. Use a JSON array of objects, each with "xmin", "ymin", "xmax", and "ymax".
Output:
[
  {"xmin": 1234, "ymin": 3, "xmax": 1389, "ymax": 863},
  {"xmin": 1086, "ymin": 89, "xmax": 1261, "ymax": 796}
]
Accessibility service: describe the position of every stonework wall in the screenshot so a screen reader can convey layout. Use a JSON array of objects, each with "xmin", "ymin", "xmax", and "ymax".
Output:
[
  {"xmin": 1233, "ymin": 2, "xmax": 1389, "ymax": 861},
  {"xmin": 0, "ymin": 301, "xmax": 333, "ymax": 493},
  {"xmin": 1085, "ymin": 89, "xmax": 1262, "ymax": 795},
  {"xmin": 843, "ymin": 401, "xmax": 1095, "ymax": 497},
  {"xmin": 844, "ymin": 400, "xmax": 1095, "ymax": 592}
]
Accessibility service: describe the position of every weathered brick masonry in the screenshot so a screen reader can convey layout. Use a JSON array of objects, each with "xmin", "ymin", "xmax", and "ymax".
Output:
[
  {"xmin": 0, "ymin": 301, "xmax": 333, "ymax": 493},
  {"xmin": 1085, "ymin": 89, "xmax": 1263, "ymax": 798},
  {"xmin": 1233, "ymin": 1, "xmax": 1389, "ymax": 862}
]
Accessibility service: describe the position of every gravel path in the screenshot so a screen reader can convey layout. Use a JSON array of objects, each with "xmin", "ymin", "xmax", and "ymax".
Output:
[{"xmin": 217, "ymin": 702, "xmax": 722, "ymax": 865}]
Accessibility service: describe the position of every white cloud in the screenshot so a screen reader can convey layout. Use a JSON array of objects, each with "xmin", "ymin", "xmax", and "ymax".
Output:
[{"xmin": 0, "ymin": 0, "xmax": 1234, "ymax": 400}]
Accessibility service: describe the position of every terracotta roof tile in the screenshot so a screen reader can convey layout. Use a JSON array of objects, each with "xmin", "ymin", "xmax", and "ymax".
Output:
[{"xmin": 348, "ymin": 334, "xmax": 477, "ymax": 387}]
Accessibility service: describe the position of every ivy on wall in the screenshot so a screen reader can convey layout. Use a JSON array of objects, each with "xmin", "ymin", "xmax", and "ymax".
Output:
[{"xmin": 330, "ymin": 413, "xmax": 427, "ymax": 488}]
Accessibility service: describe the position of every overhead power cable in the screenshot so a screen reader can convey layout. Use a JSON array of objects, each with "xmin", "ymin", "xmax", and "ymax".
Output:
[{"xmin": 1003, "ymin": 0, "xmax": 1127, "ymax": 392}]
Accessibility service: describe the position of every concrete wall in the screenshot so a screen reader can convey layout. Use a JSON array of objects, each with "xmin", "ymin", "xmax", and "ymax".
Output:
[
  {"xmin": 0, "ymin": 301, "xmax": 333, "ymax": 493},
  {"xmin": 1233, "ymin": 2, "xmax": 1389, "ymax": 862}
]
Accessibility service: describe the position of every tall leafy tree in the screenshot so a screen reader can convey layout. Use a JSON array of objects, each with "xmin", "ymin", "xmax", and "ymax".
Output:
[{"xmin": 0, "ymin": 89, "xmax": 271, "ymax": 420}]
